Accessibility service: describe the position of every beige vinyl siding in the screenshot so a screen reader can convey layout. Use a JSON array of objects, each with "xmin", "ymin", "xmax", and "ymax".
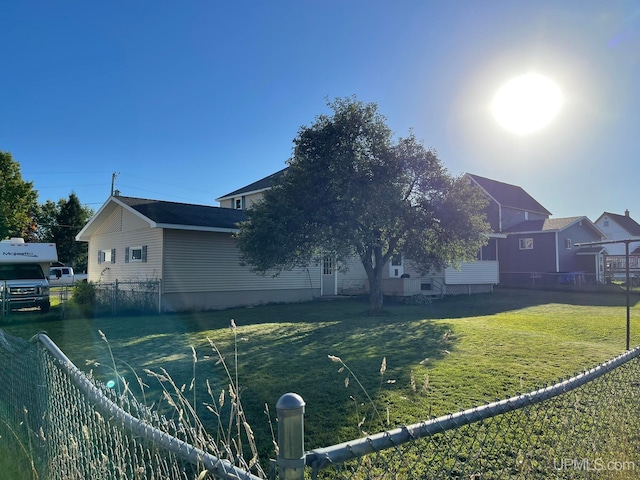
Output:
[
  {"xmin": 163, "ymin": 229, "xmax": 320, "ymax": 293},
  {"xmin": 87, "ymin": 206, "xmax": 163, "ymax": 283},
  {"xmin": 444, "ymin": 261, "xmax": 499, "ymax": 284},
  {"xmin": 219, "ymin": 192, "xmax": 266, "ymax": 210},
  {"xmin": 337, "ymin": 255, "xmax": 368, "ymax": 293}
]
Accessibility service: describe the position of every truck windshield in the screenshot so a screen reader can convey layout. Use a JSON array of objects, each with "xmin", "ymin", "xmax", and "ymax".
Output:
[{"xmin": 0, "ymin": 264, "xmax": 45, "ymax": 280}]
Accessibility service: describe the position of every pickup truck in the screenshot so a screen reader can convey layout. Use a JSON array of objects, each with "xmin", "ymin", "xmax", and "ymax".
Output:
[{"xmin": 49, "ymin": 266, "xmax": 88, "ymax": 286}]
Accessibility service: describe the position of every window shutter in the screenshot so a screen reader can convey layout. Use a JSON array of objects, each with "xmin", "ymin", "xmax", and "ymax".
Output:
[
  {"xmin": 98, "ymin": 250, "xmax": 103, "ymax": 264},
  {"xmin": 142, "ymin": 245, "xmax": 148, "ymax": 263},
  {"xmin": 112, "ymin": 248, "xmax": 116, "ymax": 263},
  {"xmin": 125, "ymin": 247, "xmax": 130, "ymax": 263}
]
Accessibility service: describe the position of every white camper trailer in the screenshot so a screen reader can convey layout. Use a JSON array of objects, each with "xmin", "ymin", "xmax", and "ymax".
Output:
[{"xmin": 0, "ymin": 238, "xmax": 58, "ymax": 313}]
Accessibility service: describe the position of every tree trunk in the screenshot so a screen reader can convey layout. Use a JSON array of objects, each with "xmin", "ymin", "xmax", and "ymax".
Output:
[{"xmin": 368, "ymin": 273, "xmax": 385, "ymax": 315}]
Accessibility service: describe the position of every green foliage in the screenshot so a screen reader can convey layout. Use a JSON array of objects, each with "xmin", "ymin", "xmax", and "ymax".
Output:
[
  {"xmin": 0, "ymin": 150, "xmax": 38, "ymax": 240},
  {"xmin": 72, "ymin": 280, "xmax": 96, "ymax": 305},
  {"xmin": 35, "ymin": 193, "xmax": 93, "ymax": 270},
  {"xmin": 237, "ymin": 97, "xmax": 489, "ymax": 313}
]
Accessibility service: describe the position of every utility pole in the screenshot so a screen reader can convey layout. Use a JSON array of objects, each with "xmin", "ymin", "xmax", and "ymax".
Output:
[{"xmin": 111, "ymin": 172, "xmax": 119, "ymax": 196}]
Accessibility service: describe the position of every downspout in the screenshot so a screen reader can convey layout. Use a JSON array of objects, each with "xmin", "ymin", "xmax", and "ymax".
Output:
[{"xmin": 555, "ymin": 232, "xmax": 560, "ymax": 272}]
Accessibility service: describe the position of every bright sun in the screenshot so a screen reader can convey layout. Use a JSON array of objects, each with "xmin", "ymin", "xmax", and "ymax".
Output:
[{"xmin": 492, "ymin": 73, "xmax": 563, "ymax": 135}]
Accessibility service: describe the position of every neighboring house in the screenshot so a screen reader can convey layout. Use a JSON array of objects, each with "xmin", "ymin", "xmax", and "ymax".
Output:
[
  {"xmin": 76, "ymin": 196, "xmax": 322, "ymax": 312},
  {"xmin": 464, "ymin": 173, "xmax": 552, "ymax": 232},
  {"xmin": 465, "ymin": 173, "xmax": 607, "ymax": 284},
  {"xmin": 594, "ymin": 211, "xmax": 640, "ymax": 279},
  {"xmin": 501, "ymin": 217, "xmax": 607, "ymax": 284}
]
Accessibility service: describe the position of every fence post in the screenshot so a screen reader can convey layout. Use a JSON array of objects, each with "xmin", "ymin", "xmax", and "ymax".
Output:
[
  {"xmin": 1, "ymin": 280, "xmax": 7, "ymax": 320},
  {"xmin": 113, "ymin": 279, "xmax": 119, "ymax": 316},
  {"xmin": 276, "ymin": 393, "xmax": 305, "ymax": 480}
]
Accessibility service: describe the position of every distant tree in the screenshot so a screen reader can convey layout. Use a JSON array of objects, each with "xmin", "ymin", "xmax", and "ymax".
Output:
[
  {"xmin": 36, "ymin": 193, "xmax": 93, "ymax": 271},
  {"xmin": 0, "ymin": 150, "xmax": 38, "ymax": 240},
  {"xmin": 236, "ymin": 97, "xmax": 490, "ymax": 314},
  {"xmin": 35, "ymin": 200, "xmax": 59, "ymax": 242}
]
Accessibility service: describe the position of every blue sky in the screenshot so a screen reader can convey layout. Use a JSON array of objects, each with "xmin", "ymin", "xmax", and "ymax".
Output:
[{"xmin": 1, "ymin": 1, "xmax": 639, "ymax": 221}]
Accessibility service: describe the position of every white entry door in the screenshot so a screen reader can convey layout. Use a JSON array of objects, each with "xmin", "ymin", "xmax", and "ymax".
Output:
[{"xmin": 322, "ymin": 255, "xmax": 337, "ymax": 296}]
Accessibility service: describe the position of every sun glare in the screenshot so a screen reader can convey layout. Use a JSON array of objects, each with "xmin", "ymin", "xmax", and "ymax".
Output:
[{"xmin": 492, "ymin": 73, "xmax": 563, "ymax": 135}]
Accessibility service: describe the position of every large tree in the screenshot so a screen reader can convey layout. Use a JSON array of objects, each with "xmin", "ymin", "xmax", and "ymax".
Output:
[
  {"xmin": 36, "ymin": 193, "xmax": 93, "ymax": 271},
  {"xmin": 0, "ymin": 150, "xmax": 38, "ymax": 239},
  {"xmin": 237, "ymin": 97, "xmax": 489, "ymax": 314}
]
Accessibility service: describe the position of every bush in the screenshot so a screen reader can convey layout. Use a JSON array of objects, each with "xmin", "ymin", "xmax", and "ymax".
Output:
[{"xmin": 72, "ymin": 281, "xmax": 96, "ymax": 306}]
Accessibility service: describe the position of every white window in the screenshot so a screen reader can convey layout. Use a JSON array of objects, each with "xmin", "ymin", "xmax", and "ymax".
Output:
[
  {"xmin": 519, "ymin": 238, "xmax": 534, "ymax": 250},
  {"xmin": 235, "ymin": 198, "xmax": 242, "ymax": 209},
  {"xmin": 98, "ymin": 249, "xmax": 115, "ymax": 264},
  {"xmin": 565, "ymin": 238, "xmax": 572, "ymax": 249},
  {"xmin": 125, "ymin": 246, "xmax": 147, "ymax": 263}
]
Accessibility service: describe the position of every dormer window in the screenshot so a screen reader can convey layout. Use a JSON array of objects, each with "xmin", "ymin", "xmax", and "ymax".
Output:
[{"xmin": 234, "ymin": 196, "xmax": 246, "ymax": 209}]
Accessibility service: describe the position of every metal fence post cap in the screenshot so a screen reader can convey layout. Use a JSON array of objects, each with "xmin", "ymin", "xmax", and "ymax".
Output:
[{"xmin": 276, "ymin": 392, "xmax": 305, "ymax": 412}]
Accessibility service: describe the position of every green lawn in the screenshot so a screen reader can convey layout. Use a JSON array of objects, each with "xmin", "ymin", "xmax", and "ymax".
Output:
[{"xmin": 2, "ymin": 287, "xmax": 639, "ymax": 461}]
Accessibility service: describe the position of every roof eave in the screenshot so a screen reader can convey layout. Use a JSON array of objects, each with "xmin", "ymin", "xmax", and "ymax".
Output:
[
  {"xmin": 154, "ymin": 223, "xmax": 240, "ymax": 233},
  {"xmin": 77, "ymin": 196, "xmax": 156, "ymax": 241},
  {"xmin": 215, "ymin": 187, "xmax": 271, "ymax": 202}
]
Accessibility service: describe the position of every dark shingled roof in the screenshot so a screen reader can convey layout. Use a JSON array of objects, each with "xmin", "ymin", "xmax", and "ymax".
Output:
[
  {"xmin": 602, "ymin": 212, "xmax": 640, "ymax": 236},
  {"xmin": 117, "ymin": 196, "xmax": 246, "ymax": 230},
  {"xmin": 504, "ymin": 216, "xmax": 585, "ymax": 233},
  {"xmin": 217, "ymin": 168, "xmax": 288, "ymax": 200},
  {"xmin": 467, "ymin": 173, "xmax": 552, "ymax": 216}
]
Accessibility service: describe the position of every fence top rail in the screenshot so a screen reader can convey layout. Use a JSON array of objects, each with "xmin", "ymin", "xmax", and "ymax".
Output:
[
  {"xmin": 30, "ymin": 332, "xmax": 262, "ymax": 480},
  {"xmin": 306, "ymin": 343, "xmax": 640, "ymax": 472}
]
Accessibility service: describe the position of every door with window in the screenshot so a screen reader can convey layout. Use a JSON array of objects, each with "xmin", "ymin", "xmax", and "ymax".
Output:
[{"xmin": 322, "ymin": 255, "xmax": 337, "ymax": 296}]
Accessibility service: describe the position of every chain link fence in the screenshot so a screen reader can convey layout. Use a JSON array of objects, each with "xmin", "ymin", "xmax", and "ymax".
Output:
[
  {"xmin": 500, "ymin": 271, "xmax": 609, "ymax": 291},
  {"xmin": 92, "ymin": 280, "xmax": 162, "ymax": 315},
  {"xmin": 2, "ymin": 328, "xmax": 640, "ymax": 479},
  {"xmin": 0, "ymin": 330, "xmax": 262, "ymax": 480},
  {"xmin": 306, "ymin": 347, "xmax": 640, "ymax": 479}
]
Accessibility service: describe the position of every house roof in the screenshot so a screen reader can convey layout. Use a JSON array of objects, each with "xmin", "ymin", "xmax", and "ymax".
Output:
[
  {"xmin": 76, "ymin": 196, "xmax": 246, "ymax": 241},
  {"xmin": 465, "ymin": 173, "xmax": 552, "ymax": 215},
  {"xmin": 596, "ymin": 211, "xmax": 640, "ymax": 236},
  {"xmin": 576, "ymin": 246, "xmax": 610, "ymax": 255},
  {"xmin": 216, "ymin": 168, "xmax": 288, "ymax": 201},
  {"xmin": 504, "ymin": 216, "xmax": 601, "ymax": 234}
]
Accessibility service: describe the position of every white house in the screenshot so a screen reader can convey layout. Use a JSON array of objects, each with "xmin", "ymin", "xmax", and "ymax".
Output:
[
  {"xmin": 594, "ymin": 210, "xmax": 640, "ymax": 279},
  {"xmin": 217, "ymin": 169, "xmax": 500, "ymax": 299},
  {"xmin": 76, "ymin": 195, "xmax": 322, "ymax": 311}
]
